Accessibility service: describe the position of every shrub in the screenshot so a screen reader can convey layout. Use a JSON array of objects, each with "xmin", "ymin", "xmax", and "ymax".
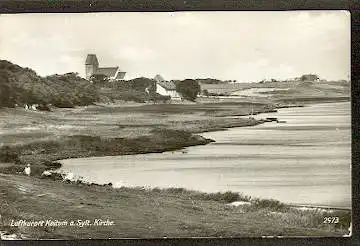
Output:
[
  {"xmin": 149, "ymin": 94, "xmax": 171, "ymax": 103},
  {"xmin": 118, "ymin": 91, "xmax": 146, "ymax": 103},
  {"xmin": 195, "ymin": 78, "xmax": 227, "ymax": 84},
  {"xmin": 175, "ymin": 79, "xmax": 201, "ymax": 101},
  {"xmin": 42, "ymin": 161, "xmax": 62, "ymax": 168},
  {"xmin": 201, "ymin": 89, "xmax": 209, "ymax": 96},
  {"xmin": 251, "ymin": 198, "xmax": 288, "ymax": 211},
  {"xmin": 199, "ymin": 191, "xmax": 243, "ymax": 203},
  {"xmin": 192, "ymin": 191, "xmax": 251, "ymax": 203},
  {"xmin": 0, "ymin": 146, "xmax": 20, "ymax": 163},
  {"xmin": 90, "ymin": 74, "xmax": 108, "ymax": 84},
  {"xmin": 166, "ymin": 187, "xmax": 188, "ymax": 194},
  {"xmin": 115, "ymin": 77, "xmax": 155, "ymax": 92}
]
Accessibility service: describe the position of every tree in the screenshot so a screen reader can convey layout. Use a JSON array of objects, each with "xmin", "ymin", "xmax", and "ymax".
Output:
[
  {"xmin": 300, "ymin": 74, "xmax": 319, "ymax": 82},
  {"xmin": 128, "ymin": 77, "xmax": 156, "ymax": 92},
  {"xmin": 201, "ymin": 89, "xmax": 209, "ymax": 97},
  {"xmin": 175, "ymin": 79, "xmax": 201, "ymax": 101}
]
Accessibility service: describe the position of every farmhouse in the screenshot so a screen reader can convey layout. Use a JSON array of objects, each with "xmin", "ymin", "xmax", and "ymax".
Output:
[
  {"xmin": 85, "ymin": 54, "xmax": 126, "ymax": 81},
  {"xmin": 154, "ymin": 75, "xmax": 181, "ymax": 100}
]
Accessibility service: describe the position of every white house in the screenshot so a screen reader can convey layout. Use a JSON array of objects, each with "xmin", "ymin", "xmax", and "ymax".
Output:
[{"xmin": 154, "ymin": 75, "xmax": 181, "ymax": 100}]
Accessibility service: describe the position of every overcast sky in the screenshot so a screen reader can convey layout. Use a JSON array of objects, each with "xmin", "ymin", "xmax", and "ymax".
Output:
[{"xmin": 0, "ymin": 11, "xmax": 350, "ymax": 81}]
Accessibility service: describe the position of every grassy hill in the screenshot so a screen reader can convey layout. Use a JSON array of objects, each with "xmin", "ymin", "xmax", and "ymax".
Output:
[
  {"xmin": 0, "ymin": 60, "xmax": 99, "ymax": 108},
  {"xmin": 200, "ymin": 80, "xmax": 350, "ymax": 100},
  {"xmin": 0, "ymin": 59, "xmax": 350, "ymax": 108},
  {"xmin": 0, "ymin": 60, "xmax": 172, "ymax": 107}
]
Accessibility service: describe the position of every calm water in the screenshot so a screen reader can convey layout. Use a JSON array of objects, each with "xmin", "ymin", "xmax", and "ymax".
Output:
[{"xmin": 60, "ymin": 102, "xmax": 351, "ymax": 208}]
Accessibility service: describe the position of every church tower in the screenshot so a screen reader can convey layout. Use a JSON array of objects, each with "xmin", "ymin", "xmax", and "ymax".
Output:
[{"xmin": 85, "ymin": 54, "xmax": 99, "ymax": 80}]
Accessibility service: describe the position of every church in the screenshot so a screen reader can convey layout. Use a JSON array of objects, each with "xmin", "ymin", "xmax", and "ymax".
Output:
[{"xmin": 85, "ymin": 54, "xmax": 126, "ymax": 81}]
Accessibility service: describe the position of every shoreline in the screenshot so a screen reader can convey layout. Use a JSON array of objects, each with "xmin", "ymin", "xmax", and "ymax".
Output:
[
  {"xmin": 57, "ymin": 100, "xmax": 350, "ymax": 209},
  {"xmin": 0, "ymin": 172, "xmax": 351, "ymax": 239},
  {"xmin": 1, "ymin": 98, "xmax": 350, "ymax": 179},
  {"xmin": 0, "ymin": 98, "xmax": 351, "ymax": 239},
  {"xmin": 0, "ymin": 102, "xmax": 277, "ymax": 177}
]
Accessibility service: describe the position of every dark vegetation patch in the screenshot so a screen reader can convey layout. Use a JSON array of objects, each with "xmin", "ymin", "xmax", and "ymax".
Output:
[
  {"xmin": 278, "ymin": 96, "xmax": 350, "ymax": 104},
  {"xmin": 99, "ymin": 77, "xmax": 170, "ymax": 103},
  {"xmin": 0, "ymin": 130, "xmax": 214, "ymax": 177},
  {"xmin": 0, "ymin": 60, "xmax": 99, "ymax": 108},
  {"xmin": 0, "ymin": 61, "xmax": 173, "ymax": 108},
  {"xmin": 175, "ymin": 79, "xmax": 201, "ymax": 101},
  {"xmin": 251, "ymin": 198, "xmax": 288, "ymax": 211},
  {"xmin": 194, "ymin": 191, "xmax": 251, "ymax": 203},
  {"xmin": 196, "ymin": 78, "xmax": 232, "ymax": 84},
  {"xmin": 147, "ymin": 187, "xmax": 251, "ymax": 203}
]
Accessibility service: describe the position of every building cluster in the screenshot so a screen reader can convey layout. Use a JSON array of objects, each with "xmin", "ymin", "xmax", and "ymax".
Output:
[
  {"xmin": 85, "ymin": 54, "xmax": 180, "ymax": 100},
  {"xmin": 85, "ymin": 54, "xmax": 326, "ymax": 101}
]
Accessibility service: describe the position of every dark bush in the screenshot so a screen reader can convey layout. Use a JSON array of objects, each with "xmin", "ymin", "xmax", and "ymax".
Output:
[
  {"xmin": 200, "ymin": 191, "xmax": 242, "ymax": 203},
  {"xmin": 52, "ymin": 100, "xmax": 74, "ymax": 108},
  {"xmin": 149, "ymin": 93, "xmax": 171, "ymax": 103},
  {"xmin": 42, "ymin": 161, "xmax": 62, "ymax": 169},
  {"xmin": 90, "ymin": 74, "xmax": 109, "ymax": 84},
  {"xmin": 118, "ymin": 91, "xmax": 146, "ymax": 103},
  {"xmin": 195, "ymin": 78, "xmax": 227, "ymax": 84},
  {"xmin": 36, "ymin": 104, "xmax": 51, "ymax": 111},
  {"xmin": 175, "ymin": 79, "xmax": 201, "ymax": 101},
  {"xmin": 0, "ymin": 146, "xmax": 20, "ymax": 163},
  {"xmin": 201, "ymin": 89, "xmax": 209, "ymax": 96},
  {"xmin": 127, "ymin": 77, "xmax": 156, "ymax": 92},
  {"xmin": 252, "ymin": 198, "xmax": 288, "ymax": 211}
]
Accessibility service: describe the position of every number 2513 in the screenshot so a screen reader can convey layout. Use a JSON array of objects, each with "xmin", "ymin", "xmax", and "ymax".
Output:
[{"xmin": 323, "ymin": 217, "xmax": 339, "ymax": 224}]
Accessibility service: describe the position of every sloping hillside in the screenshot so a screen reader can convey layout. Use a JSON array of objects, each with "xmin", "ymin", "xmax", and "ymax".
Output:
[
  {"xmin": 201, "ymin": 80, "xmax": 350, "ymax": 100},
  {"xmin": 0, "ymin": 60, "xmax": 99, "ymax": 108}
]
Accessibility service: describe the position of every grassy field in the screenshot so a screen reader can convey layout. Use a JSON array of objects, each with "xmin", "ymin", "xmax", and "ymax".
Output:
[
  {"xmin": 0, "ymin": 173, "xmax": 351, "ymax": 239},
  {"xmin": 0, "ymin": 101, "xmax": 273, "ymax": 146},
  {"xmin": 200, "ymin": 80, "xmax": 350, "ymax": 99},
  {"xmin": 0, "ymin": 101, "xmax": 274, "ymax": 176}
]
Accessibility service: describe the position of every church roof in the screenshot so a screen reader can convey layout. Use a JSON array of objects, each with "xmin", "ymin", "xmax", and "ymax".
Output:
[
  {"xmin": 85, "ymin": 54, "xmax": 98, "ymax": 65},
  {"xmin": 157, "ymin": 81, "xmax": 177, "ymax": 91},
  {"xmin": 94, "ymin": 67, "xmax": 119, "ymax": 77},
  {"xmin": 154, "ymin": 74, "xmax": 165, "ymax": 82}
]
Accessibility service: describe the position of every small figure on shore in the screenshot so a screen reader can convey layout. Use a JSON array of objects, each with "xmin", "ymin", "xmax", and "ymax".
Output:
[
  {"xmin": 348, "ymin": 223, "xmax": 352, "ymax": 236},
  {"xmin": 63, "ymin": 172, "xmax": 74, "ymax": 181},
  {"xmin": 24, "ymin": 164, "xmax": 31, "ymax": 176},
  {"xmin": 30, "ymin": 104, "xmax": 38, "ymax": 110}
]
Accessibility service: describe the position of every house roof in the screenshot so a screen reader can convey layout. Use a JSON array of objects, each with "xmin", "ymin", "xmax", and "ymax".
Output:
[
  {"xmin": 85, "ymin": 54, "xmax": 98, "ymax": 65},
  {"xmin": 94, "ymin": 67, "xmax": 119, "ymax": 77},
  {"xmin": 157, "ymin": 81, "xmax": 177, "ymax": 90},
  {"xmin": 116, "ymin": 71, "xmax": 126, "ymax": 80}
]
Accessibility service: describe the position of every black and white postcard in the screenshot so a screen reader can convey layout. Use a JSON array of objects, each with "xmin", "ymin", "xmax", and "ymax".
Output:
[{"xmin": 0, "ymin": 11, "xmax": 351, "ymax": 239}]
